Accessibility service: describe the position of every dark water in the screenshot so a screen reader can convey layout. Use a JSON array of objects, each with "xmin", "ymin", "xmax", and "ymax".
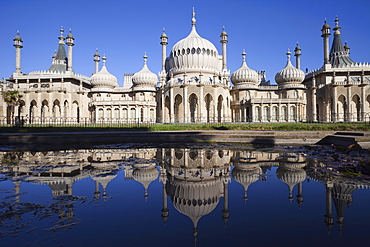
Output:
[{"xmin": 1, "ymin": 144, "xmax": 370, "ymax": 247}]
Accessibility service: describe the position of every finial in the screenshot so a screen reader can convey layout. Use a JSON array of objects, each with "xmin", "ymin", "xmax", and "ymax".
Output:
[
  {"xmin": 286, "ymin": 49, "xmax": 291, "ymax": 60},
  {"xmin": 222, "ymin": 26, "xmax": 225, "ymax": 31},
  {"xmin": 69, "ymin": 28, "xmax": 72, "ymax": 34},
  {"xmin": 335, "ymin": 16, "xmax": 339, "ymax": 27},
  {"xmin": 96, "ymin": 48, "xmax": 99, "ymax": 53},
  {"xmin": 143, "ymin": 52, "xmax": 148, "ymax": 64},
  {"xmin": 242, "ymin": 49, "xmax": 246, "ymax": 62},
  {"xmin": 162, "ymin": 28, "xmax": 166, "ymax": 33},
  {"xmin": 60, "ymin": 26, "xmax": 64, "ymax": 36},
  {"xmin": 296, "ymin": 42, "xmax": 299, "ymax": 47},
  {"xmin": 324, "ymin": 18, "xmax": 327, "ymax": 24},
  {"xmin": 102, "ymin": 54, "xmax": 106, "ymax": 66},
  {"xmin": 16, "ymin": 30, "xmax": 20, "ymax": 36},
  {"xmin": 191, "ymin": 7, "xmax": 196, "ymax": 26}
]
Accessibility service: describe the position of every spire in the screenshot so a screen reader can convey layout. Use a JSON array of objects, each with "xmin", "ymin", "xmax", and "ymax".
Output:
[
  {"xmin": 242, "ymin": 49, "xmax": 246, "ymax": 63},
  {"xmin": 47, "ymin": 27, "xmax": 67, "ymax": 73},
  {"xmin": 191, "ymin": 7, "xmax": 196, "ymax": 26},
  {"xmin": 329, "ymin": 16, "xmax": 355, "ymax": 67}
]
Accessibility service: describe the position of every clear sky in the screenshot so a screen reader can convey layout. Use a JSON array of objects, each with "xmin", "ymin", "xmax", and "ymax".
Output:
[{"xmin": 1, "ymin": 0, "xmax": 369, "ymax": 86}]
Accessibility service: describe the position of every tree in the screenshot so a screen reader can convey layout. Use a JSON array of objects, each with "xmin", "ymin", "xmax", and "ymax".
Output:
[{"xmin": 3, "ymin": 90, "xmax": 22, "ymax": 124}]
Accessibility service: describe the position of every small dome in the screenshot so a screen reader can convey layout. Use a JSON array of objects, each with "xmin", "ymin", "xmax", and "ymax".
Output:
[
  {"xmin": 132, "ymin": 54, "xmax": 158, "ymax": 91},
  {"xmin": 275, "ymin": 50, "xmax": 305, "ymax": 85},
  {"xmin": 90, "ymin": 56, "xmax": 118, "ymax": 89},
  {"xmin": 231, "ymin": 51, "xmax": 259, "ymax": 88},
  {"xmin": 14, "ymin": 35, "xmax": 22, "ymax": 41}
]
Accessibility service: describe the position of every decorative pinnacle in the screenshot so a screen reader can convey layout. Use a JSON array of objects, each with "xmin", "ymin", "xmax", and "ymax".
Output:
[
  {"xmin": 333, "ymin": 16, "xmax": 341, "ymax": 33},
  {"xmin": 59, "ymin": 26, "xmax": 65, "ymax": 42},
  {"xmin": 102, "ymin": 54, "xmax": 106, "ymax": 66},
  {"xmin": 242, "ymin": 49, "xmax": 246, "ymax": 62},
  {"xmin": 143, "ymin": 52, "xmax": 148, "ymax": 64},
  {"xmin": 286, "ymin": 49, "xmax": 291, "ymax": 60},
  {"xmin": 17, "ymin": 30, "xmax": 20, "ymax": 36},
  {"xmin": 191, "ymin": 7, "xmax": 196, "ymax": 26}
]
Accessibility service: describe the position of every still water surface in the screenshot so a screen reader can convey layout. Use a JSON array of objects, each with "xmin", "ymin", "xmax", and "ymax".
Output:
[{"xmin": 1, "ymin": 144, "xmax": 370, "ymax": 247}]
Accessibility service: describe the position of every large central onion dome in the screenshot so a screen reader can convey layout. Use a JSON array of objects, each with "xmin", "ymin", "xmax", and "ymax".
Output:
[
  {"xmin": 275, "ymin": 50, "xmax": 305, "ymax": 89},
  {"xmin": 167, "ymin": 178, "xmax": 222, "ymax": 228},
  {"xmin": 168, "ymin": 10, "xmax": 220, "ymax": 76},
  {"xmin": 231, "ymin": 51, "xmax": 259, "ymax": 88},
  {"xmin": 132, "ymin": 53, "xmax": 158, "ymax": 92},
  {"xmin": 90, "ymin": 56, "xmax": 118, "ymax": 89}
]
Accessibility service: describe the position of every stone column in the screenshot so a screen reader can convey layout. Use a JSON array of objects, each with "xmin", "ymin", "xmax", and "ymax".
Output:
[
  {"xmin": 183, "ymin": 85, "xmax": 188, "ymax": 123},
  {"xmin": 332, "ymin": 86, "xmax": 337, "ymax": 122},
  {"xmin": 199, "ymin": 85, "xmax": 203, "ymax": 122},
  {"xmin": 169, "ymin": 87, "xmax": 174, "ymax": 123}
]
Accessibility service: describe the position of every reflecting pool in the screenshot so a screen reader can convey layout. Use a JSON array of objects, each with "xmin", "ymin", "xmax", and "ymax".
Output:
[{"xmin": 1, "ymin": 144, "xmax": 370, "ymax": 247}]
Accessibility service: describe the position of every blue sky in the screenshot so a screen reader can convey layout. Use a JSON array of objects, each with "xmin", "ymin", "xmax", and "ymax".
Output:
[{"xmin": 1, "ymin": 0, "xmax": 369, "ymax": 86}]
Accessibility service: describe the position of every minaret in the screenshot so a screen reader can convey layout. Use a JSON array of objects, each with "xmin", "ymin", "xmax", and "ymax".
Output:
[
  {"xmin": 94, "ymin": 180, "xmax": 101, "ymax": 200},
  {"xmin": 321, "ymin": 19, "xmax": 331, "ymax": 64},
  {"xmin": 220, "ymin": 26, "xmax": 228, "ymax": 71},
  {"xmin": 222, "ymin": 181, "xmax": 230, "ymax": 226},
  {"xmin": 93, "ymin": 49, "xmax": 100, "ymax": 74},
  {"xmin": 294, "ymin": 42, "xmax": 301, "ymax": 70},
  {"xmin": 65, "ymin": 29, "xmax": 74, "ymax": 72},
  {"xmin": 160, "ymin": 29, "xmax": 168, "ymax": 72},
  {"xmin": 296, "ymin": 182, "xmax": 304, "ymax": 208},
  {"xmin": 13, "ymin": 31, "xmax": 23, "ymax": 74},
  {"xmin": 324, "ymin": 181, "xmax": 334, "ymax": 234}
]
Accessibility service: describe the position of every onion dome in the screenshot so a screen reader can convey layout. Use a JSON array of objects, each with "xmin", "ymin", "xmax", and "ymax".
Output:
[
  {"xmin": 276, "ymin": 164, "xmax": 306, "ymax": 202},
  {"xmin": 166, "ymin": 178, "xmax": 222, "ymax": 228},
  {"xmin": 90, "ymin": 55, "xmax": 118, "ymax": 89},
  {"xmin": 231, "ymin": 50, "xmax": 259, "ymax": 88},
  {"xmin": 132, "ymin": 53, "xmax": 158, "ymax": 92},
  {"xmin": 168, "ymin": 9, "xmax": 220, "ymax": 76},
  {"xmin": 232, "ymin": 164, "xmax": 262, "ymax": 201},
  {"xmin": 132, "ymin": 163, "xmax": 158, "ymax": 199},
  {"xmin": 275, "ymin": 49, "xmax": 305, "ymax": 89}
]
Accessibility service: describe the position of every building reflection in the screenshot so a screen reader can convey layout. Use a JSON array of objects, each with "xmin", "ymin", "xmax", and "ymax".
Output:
[
  {"xmin": 307, "ymin": 160, "xmax": 370, "ymax": 235},
  {"xmin": 1, "ymin": 147, "xmax": 369, "ymax": 237}
]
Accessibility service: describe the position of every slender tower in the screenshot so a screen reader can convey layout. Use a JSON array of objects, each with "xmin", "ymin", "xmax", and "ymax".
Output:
[
  {"xmin": 13, "ymin": 31, "xmax": 23, "ymax": 74},
  {"xmin": 321, "ymin": 19, "xmax": 331, "ymax": 64},
  {"xmin": 294, "ymin": 42, "xmax": 301, "ymax": 70},
  {"xmin": 220, "ymin": 27, "xmax": 228, "ymax": 71},
  {"xmin": 160, "ymin": 29, "xmax": 168, "ymax": 73},
  {"xmin": 93, "ymin": 49, "xmax": 100, "ymax": 74},
  {"xmin": 66, "ymin": 29, "xmax": 75, "ymax": 72}
]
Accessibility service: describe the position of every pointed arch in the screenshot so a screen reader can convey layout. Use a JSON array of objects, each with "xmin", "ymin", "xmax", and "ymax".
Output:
[
  {"xmin": 205, "ymin": 94, "xmax": 213, "ymax": 123},
  {"xmin": 352, "ymin": 94, "xmax": 361, "ymax": 121},
  {"xmin": 174, "ymin": 94, "xmax": 183, "ymax": 123},
  {"xmin": 217, "ymin": 95, "xmax": 223, "ymax": 123},
  {"xmin": 338, "ymin": 94, "xmax": 346, "ymax": 121},
  {"xmin": 189, "ymin": 93, "xmax": 198, "ymax": 123}
]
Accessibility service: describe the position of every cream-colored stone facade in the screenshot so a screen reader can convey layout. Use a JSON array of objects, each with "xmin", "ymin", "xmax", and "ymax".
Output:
[{"xmin": 1, "ymin": 14, "xmax": 369, "ymax": 124}]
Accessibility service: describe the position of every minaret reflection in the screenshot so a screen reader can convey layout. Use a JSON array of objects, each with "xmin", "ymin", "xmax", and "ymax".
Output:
[
  {"xmin": 276, "ymin": 153, "xmax": 307, "ymax": 203},
  {"xmin": 160, "ymin": 148, "xmax": 231, "ymax": 244},
  {"xmin": 307, "ymin": 160, "xmax": 366, "ymax": 235}
]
